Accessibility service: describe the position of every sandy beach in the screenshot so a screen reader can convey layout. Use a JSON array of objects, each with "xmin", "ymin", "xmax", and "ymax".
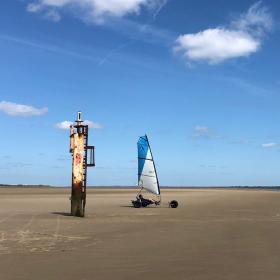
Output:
[{"xmin": 0, "ymin": 188, "xmax": 280, "ymax": 280}]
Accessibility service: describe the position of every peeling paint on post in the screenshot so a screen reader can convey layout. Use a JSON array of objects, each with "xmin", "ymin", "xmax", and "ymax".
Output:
[{"xmin": 69, "ymin": 112, "xmax": 95, "ymax": 217}]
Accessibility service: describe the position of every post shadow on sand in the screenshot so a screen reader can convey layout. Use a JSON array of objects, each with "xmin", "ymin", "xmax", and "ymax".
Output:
[{"xmin": 52, "ymin": 212, "xmax": 72, "ymax": 217}]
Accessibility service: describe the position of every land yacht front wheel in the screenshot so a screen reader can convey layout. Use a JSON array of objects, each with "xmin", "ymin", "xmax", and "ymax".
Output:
[{"xmin": 169, "ymin": 200, "xmax": 178, "ymax": 208}]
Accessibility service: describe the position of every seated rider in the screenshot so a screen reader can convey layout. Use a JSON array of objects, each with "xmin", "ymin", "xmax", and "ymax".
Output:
[{"xmin": 137, "ymin": 194, "xmax": 154, "ymax": 206}]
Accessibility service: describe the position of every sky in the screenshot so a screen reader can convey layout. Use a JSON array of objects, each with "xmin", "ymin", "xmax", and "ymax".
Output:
[{"xmin": 0, "ymin": 0, "xmax": 280, "ymax": 186}]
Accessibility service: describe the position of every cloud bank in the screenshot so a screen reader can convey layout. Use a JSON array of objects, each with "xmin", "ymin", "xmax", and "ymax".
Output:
[
  {"xmin": 26, "ymin": 0, "xmax": 166, "ymax": 23},
  {"xmin": 174, "ymin": 1, "xmax": 272, "ymax": 64},
  {"xmin": 0, "ymin": 101, "xmax": 48, "ymax": 117},
  {"xmin": 55, "ymin": 120, "xmax": 103, "ymax": 129}
]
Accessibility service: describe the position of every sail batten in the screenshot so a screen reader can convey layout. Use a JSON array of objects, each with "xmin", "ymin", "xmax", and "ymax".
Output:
[{"xmin": 137, "ymin": 135, "xmax": 160, "ymax": 195}]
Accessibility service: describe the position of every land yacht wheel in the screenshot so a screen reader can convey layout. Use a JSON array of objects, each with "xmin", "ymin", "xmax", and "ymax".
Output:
[
  {"xmin": 132, "ymin": 200, "xmax": 141, "ymax": 208},
  {"xmin": 169, "ymin": 200, "xmax": 178, "ymax": 208}
]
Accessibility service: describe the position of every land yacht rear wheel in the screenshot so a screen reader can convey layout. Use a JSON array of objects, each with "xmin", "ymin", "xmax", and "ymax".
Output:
[{"xmin": 132, "ymin": 200, "xmax": 141, "ymax": 208}]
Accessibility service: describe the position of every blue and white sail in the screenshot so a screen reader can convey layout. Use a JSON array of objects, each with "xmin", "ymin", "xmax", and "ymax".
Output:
[{"xmin": 137, "ymin": 135, "xmax": 160, "ymax": 196}]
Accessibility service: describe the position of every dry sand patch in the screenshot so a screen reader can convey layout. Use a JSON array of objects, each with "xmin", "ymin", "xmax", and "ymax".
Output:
[{"xmin": 0, "ymin": 188, "xmax": 280, "ymax": 280}]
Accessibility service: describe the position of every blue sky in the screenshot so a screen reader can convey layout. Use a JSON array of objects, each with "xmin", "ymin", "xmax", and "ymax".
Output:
[{"xmin": 0, "ymin": 0, "xmax": 280, "ymax": 186}]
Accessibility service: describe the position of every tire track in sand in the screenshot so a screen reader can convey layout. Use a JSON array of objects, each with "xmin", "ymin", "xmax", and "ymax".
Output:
[
  {"xmin": 48, "ymin": 216, "xmax": 60, "ymax": 249},
  {"xmin": 0, "ymin": 212, "xmax": 17, "ymax": 225},
  {"xmin": 17, "ymin": 214, "xmax": 37, "ymax": 246},
  {"xmin": 0, "ymin": 212, "xmax": 18, "ymax": 254}
]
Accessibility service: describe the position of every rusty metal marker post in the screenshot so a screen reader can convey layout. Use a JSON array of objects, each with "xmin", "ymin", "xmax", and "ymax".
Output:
[{"xmin": 69, "ymin": 112, "xmax": 95, "ymax": 217}]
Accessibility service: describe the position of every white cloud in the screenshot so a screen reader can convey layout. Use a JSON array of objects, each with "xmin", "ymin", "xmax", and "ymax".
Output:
[
  {"xmin": 232, "ymin": 1, "xmax": 273, "ymax": 35},
  {"xmin": 193, "ymin": 125, "xmax": 210, "ymax": 138},
  {"xmin": 174, "ymin": 1, "xmax": 272, "ymax": 64},
  {"xmin": 262, "ymin": 142, "xmax": 277, "ymax": 148},
  {"xmin": 84, "ymin": 120, "xmax": 103, "ymax": 129},
  {"xmin": 192, "ymin": 125, "xmax": 223, "ymax": 139},
  {"xmin": 55, "ymin": 120, "xmax": 103, "ymax": 130},
  {"xmin": 55, "ymin": 120, "xmax": 73, "ymax": 129},
  {"xmin": 175, "ymin": 29, "xmax": 259, "ymax": 64},
  {"xmin": 26, "ymin": 0, "xmax": 166, "ymax": 23},
  {"xmin": 0, "ymin": 101, "xmax": 48, "ymax": 117},
  {"xmin": 26, "ymin": 3, "xmax": 42, "ymax": 12},
  {"xmin": 44, "ymin": 9, "xmax": 61, "ymax": 22}
]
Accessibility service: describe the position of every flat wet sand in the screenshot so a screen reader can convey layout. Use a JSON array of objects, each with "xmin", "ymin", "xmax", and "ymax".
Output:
[{"xmin": 0, "ymin": 188, "xmax": 280, "ymax": 280}]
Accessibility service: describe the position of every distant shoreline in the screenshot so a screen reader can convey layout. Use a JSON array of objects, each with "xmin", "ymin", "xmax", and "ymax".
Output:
[{"xmin": 0, "ymin": 184, "xmax": 280, "ymax": 190}]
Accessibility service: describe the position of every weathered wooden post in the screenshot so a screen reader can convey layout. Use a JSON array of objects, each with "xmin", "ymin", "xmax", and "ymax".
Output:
[{"xmin": 70, "ymin": 112, "xmax": 95, "ymax": 217}]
